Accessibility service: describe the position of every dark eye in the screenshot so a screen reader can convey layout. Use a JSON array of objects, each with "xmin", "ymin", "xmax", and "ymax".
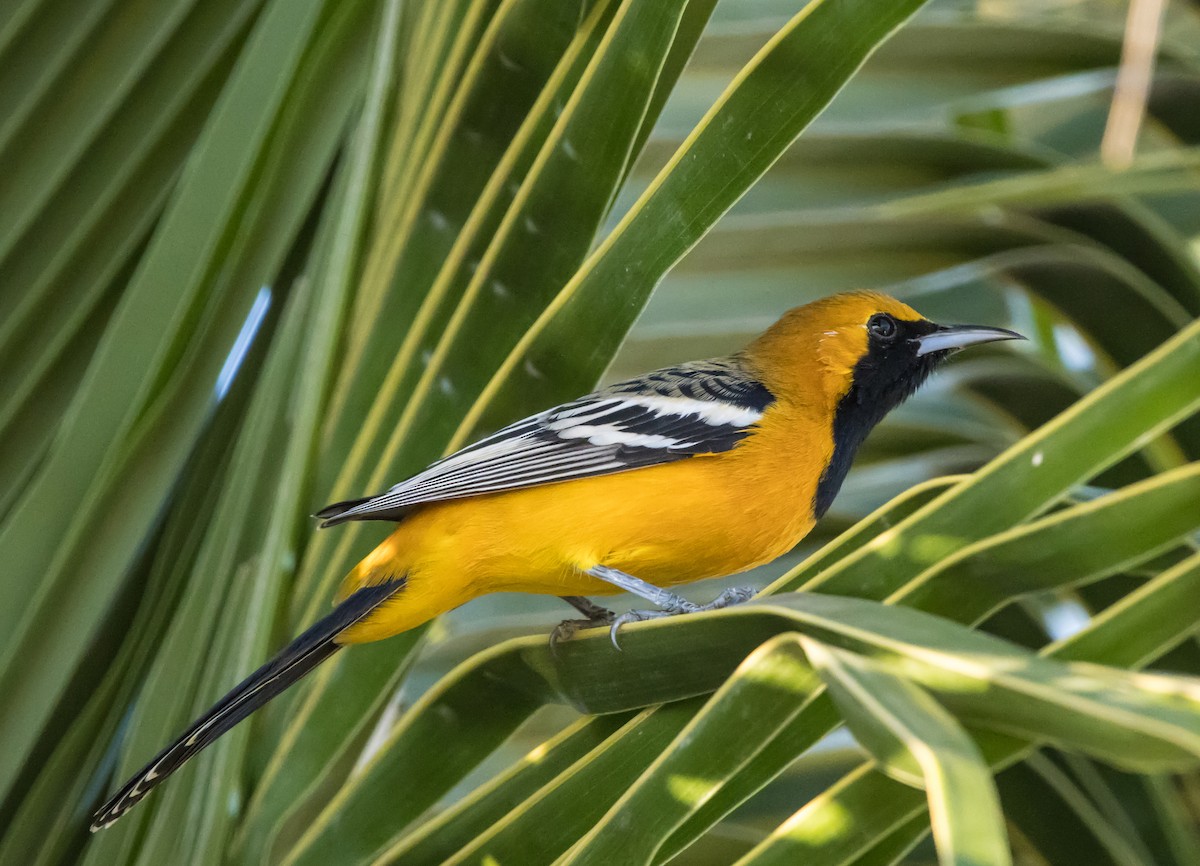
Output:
[{"xmin": 868, "ymin": 313, "xmax": 897, "ymax": 341}]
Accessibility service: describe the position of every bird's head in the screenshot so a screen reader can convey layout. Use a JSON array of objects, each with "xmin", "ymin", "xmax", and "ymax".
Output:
[
  {"xmin": 747, "ymin": 290, "xmax": 1024, "ymax": 517},
  {"xmin": 747, "ymin": 289, "xmax": 1025, "ymax": 419}
]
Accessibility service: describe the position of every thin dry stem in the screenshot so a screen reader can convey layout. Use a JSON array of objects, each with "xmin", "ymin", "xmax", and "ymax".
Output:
[{"xmin": 1101, "ymin": 0, "xmax": 1168, "ymax": 169}]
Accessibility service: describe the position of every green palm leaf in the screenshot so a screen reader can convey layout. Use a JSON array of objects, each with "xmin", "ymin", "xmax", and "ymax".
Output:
[{"xmin": 4, "ymin": 0, "xmax": 1200, "ymax": 864}]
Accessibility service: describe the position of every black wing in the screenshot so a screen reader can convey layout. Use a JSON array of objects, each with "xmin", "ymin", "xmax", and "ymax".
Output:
[{"xmin": 316, "ymin": 357, "xmax": 774, "ymax": 526}]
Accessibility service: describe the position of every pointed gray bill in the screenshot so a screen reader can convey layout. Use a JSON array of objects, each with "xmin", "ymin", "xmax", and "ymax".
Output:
[{"xmin": 915, "ymin": 324, "xmax": 1026, "ymax": 357}]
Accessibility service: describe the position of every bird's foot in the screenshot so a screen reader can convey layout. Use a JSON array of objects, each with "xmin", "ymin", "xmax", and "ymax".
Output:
[
  {"xmin": 608, "ymin": 585, "xmax": 756, "ymax": 650},
  {"xmin": 550, "ymin": 607, "xmax": 615, "ymax": 651}
]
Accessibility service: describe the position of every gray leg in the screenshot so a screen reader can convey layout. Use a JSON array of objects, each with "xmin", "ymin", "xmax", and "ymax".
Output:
[
  {"xmin": 561, "ymin": 596, "xmax": 615, "ymax": 620},
  {"xmin": 586, "ymin": 565, "xmax": 756, "ymax": 649}
]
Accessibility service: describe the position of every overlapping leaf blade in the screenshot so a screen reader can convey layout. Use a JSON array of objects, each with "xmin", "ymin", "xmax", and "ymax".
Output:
[
  {"xmin": 5, "ymin": 0, "xmax": 1200, "ymax": 863},
  {"xmin": 802, "ymin": 638, "xmax": 1012, "ymax": 866},
  {"xmin": 0, "ymin": 0, "xmax": 374, "ymax": 806}
]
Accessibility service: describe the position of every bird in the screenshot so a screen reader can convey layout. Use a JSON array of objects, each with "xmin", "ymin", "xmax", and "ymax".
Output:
[{"xmin": 90, "ymin": 290, "xmax": 1023, "ymax": 830}]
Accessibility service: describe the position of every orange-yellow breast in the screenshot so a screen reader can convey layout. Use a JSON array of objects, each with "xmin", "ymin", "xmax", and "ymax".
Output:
[
  {"xmin": 336, "ymin": 291, "xmax": 927, "ymax": 644},
  {"xmin": 337, "ymin": 401, "xmax": 834, "ymax": 643}
]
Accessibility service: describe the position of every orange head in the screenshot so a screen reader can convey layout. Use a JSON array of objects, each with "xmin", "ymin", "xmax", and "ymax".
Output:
[
  {"xmin": 745, "ymin": 290, "xmax": 1022, "ymax": 409},
  {"xmin": 743, "ymin": 290, "xmax": 1024, "ymax": 516}
]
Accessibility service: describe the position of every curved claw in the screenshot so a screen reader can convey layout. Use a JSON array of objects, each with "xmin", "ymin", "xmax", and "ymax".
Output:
[
  {"xmin": 607, "ymin": 586, "xmax": 758, "ymax": 650},
  {"xmin": 549, "ymin": 620, "xmax": 580, "ymax": 651},
  {"xmin": 550, "ymin": 612, "xmax": 615, "ymax": 654},
  {"xmin": 608, "ymin": 609, "xmax": 670, "ymax": 650},
  {"xmin": 609, "ymin": 618, "xmax": 626, "ymax": 651},
  {"xmin": 609, "ymin": 611, "xmax": 642, "ymax": 650}
]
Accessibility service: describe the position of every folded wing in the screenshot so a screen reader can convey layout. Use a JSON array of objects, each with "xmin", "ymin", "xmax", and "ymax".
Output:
[{"xmin": 316, "ymin": 357, "xmax": 774, "ymax": 526}]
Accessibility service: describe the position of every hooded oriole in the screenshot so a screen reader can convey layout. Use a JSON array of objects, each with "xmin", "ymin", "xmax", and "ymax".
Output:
[{"xmin": 92, "ymin": 290, "xmax": 1022, "ymax": 829}]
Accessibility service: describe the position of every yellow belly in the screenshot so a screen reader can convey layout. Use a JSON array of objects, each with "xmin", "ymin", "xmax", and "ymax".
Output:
[{"xmin": 337, "ymin": 415, "xmax": 828, "ymax": 643}]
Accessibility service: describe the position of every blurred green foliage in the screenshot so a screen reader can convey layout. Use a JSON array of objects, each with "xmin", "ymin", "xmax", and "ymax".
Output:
[{"xmin": 1, "ymin": 0, "xmax": 1200, "ymax": 863}]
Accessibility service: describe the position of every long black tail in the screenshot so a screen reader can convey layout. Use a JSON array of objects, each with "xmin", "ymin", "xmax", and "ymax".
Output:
[
  {"xmin": 90, "ymin": 579, "xmax": 403, "ymax": 831},
  {"xmin": 312, "ymin": 496, "xmax": 374, "ymax": 527}
]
